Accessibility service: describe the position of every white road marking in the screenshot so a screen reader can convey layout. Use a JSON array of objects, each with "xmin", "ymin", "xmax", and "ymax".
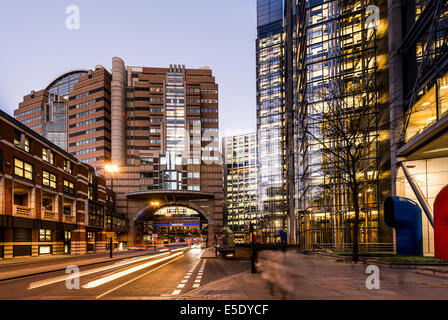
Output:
[
  {"xmin": 171, "ymin": 289, "xmax": 181, "ymax": 295},
  {"xmin": 177, "ymin": 284, "xmax": 185, "ymax": 288}
]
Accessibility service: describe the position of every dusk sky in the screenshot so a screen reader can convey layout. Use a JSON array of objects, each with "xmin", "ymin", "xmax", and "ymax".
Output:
[{"xmin": 0, "ymin": 0, "xmax": 257, "ymax": 137}]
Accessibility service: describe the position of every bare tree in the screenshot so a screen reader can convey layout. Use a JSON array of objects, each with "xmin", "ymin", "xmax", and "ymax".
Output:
[{"xmin": 303, "ymin": 78, "xmax": 379, "ymax": 262}]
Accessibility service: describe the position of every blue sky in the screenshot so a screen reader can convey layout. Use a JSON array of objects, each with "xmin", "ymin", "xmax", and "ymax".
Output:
[{"xmin": 0, "ymin": 0, "xmax": 257, "ymax": 135}]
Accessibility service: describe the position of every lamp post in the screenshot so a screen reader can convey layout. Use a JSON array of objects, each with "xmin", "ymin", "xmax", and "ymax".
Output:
[
  {"xmin": 104, "ymin": 163, "xmax": 119, "ymax": 192},
  {"xmin": 105, "ymin": 163, "xmax": 119, "ymax": 258}
]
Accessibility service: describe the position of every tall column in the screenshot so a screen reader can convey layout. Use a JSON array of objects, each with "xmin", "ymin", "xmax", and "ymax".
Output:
[
  {"xmin": 285, "ymin": 0, "xmax": 296, "ymax": 244},
  {"xmin": 111, "ymin": 57, "xmax": 127, "ymax": 166},
  {"xmin": 388, "ymin": 0, "xmax": 404, "ymax": 195}
]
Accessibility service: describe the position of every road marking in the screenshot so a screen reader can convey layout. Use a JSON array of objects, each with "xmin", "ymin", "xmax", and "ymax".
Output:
[
  {"xmin": 95, "ymin": 254, "xmax": 184, "ymax": 299},
  {"xmin": 170, "ymin": 258, "xmax": 203, "ymax": 296},
  {"xmin": 192, "ymin": 284, "xmax": 200, "ymax": 288}
]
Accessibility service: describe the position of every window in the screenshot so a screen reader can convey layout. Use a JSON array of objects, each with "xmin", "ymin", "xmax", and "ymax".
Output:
[
  {"xmin": 39, "ymin": 245, "xmax": 52, "ymax": 255},
  {"xmin": 64, "ymin": 231, "xmax": 71, "ymax": 241},
  {"xmin": 64, "ymin": 159, "xmax": 72, "ymax": 173},
  {"xmin": 63, "ymin": 180, "xmax": 75, "ymax": 195},
  {"xmin": 39, "ymin": 229, "xmax": 52, "ymax": 242},
  {"xmin": 14, "ymin": 131, "xmax": 21, "ymax": 148},
  {"xmin": 42, "ymin": 148, "xmax": 54, "ymax": 164},
  {"xmin": 43, "ymin": 170, "xmax": 57, "ymax": 189},
  {"xmin": 14, "ymin": 158, "xmax": 33, "ymax": 181},
  {"xmin": 24, "ymin": 136, "xmax": 30, "ymax": 152},
  {"xmin": 87, "ymin": 231, "xmax": 94, "ymax": 239}
]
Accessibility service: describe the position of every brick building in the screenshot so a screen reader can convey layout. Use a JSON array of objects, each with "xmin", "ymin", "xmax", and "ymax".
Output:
[
  {"xmin": 13, "ymin": 57, "xmax": 223, "ymax": 247},
  {"xmin": 0, "ymin": 110, "xmax": 122, "ymax": 258}
]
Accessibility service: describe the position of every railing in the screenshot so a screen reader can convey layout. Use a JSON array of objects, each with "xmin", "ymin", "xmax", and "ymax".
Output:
[
  {"xmin": 43, "ymin": 210, "xmax": 56, "ymax": 219},
  {"xmin": 13, "ymin": 205, "xmax": 33, "ymax": 217},
  {"xmin": 311, "ymin": 243, "xmax": 396, "ymax": 254},
  {"xmin": 63, "ymin": 214, "xmax": 75, "ymax": 223}
]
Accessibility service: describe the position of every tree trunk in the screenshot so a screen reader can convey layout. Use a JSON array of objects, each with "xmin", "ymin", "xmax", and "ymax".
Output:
[{"xmin": 352, "ymin": 184, "xmax": 360, "ymax": 262}]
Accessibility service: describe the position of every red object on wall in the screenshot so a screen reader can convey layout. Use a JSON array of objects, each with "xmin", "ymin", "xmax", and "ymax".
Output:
[{"xmin": 434, "ymin": 184, "xmax": 448, "ymax": 261}]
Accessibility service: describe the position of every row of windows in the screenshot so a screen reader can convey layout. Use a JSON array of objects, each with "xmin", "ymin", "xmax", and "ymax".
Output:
[
  {"xmin": 15, "ymin": 107, "xmax": 42, "ymax": 118},
  {"xmin": 69, "ymin": 97, "xmax": 105, "ymax": 110},
  {"xmin": 134, "ymin": 97, "xmax": 164, "ymax": 102},
  {"xmin": 69, "ymin": 86, "xmax": 109, "ymax": 101},
  {"xmin": 71, "ymin": 146, "xmax": 106, "ymax": 156},
  {"xmin": 70, "ymin": 137, "xmax": 103, "ymax": 147},
  {"xmin": 21, "ymin": 116, "xmax": 41, "ymax": 124},
  {"xmin": 69, "ymin": 126, "xmax": 108, "ymax": 138},
  {"xmin": 14, "ymin": 158, "xmax": 74, "ymax": 191}
]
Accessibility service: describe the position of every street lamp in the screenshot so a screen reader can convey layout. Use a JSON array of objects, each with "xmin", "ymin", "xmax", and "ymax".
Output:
[
  {"xmin": 104, "ymin": 163, "xmax": 119, "ymax": 191},
  {"xmin": 104, "ymin": 163, "xmax": 119, "ymax": 258}
]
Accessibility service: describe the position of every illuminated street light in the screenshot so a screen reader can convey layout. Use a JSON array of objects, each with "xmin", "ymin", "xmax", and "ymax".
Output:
[
  {"xmin": 104, "ymin": 163, "xmax": 119, "ymax": 191},
  {"xmin": 150, "ymin": 201, "xmax": 161, "ymax": 207}
]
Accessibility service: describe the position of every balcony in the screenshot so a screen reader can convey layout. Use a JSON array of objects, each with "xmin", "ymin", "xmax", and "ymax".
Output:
[
  {"xmin": 13, "ymin": 205, "xmax": 33, "ymax": 217},
  {"xmin": 63, "ymin": 214, "xmax": 75, "ymax": 223},
  {"xmin": 42, "ymin": 210, "xmax": 58, "ymax": 221}
]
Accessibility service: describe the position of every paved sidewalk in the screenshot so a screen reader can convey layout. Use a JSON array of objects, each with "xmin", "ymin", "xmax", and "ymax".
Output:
[
  {"xmin": 0, "ymin": 248, "xmax": 176, "ymax": 281},
  {"xmin": 181, "ymin": 250, "xmax": 448, "ymax": 300},
  {"xmin": 200, "ymin": 247, "xmax": 217, "ymax": 259}
]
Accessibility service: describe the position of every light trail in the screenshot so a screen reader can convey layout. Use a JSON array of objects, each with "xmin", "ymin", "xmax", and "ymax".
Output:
[
  {"xmin": 95, "ymin": 254, "xmax": 184, "ymax": 299},
  {"xmin": 28, "ymin": 251, "xmax": 171, "ymax": 290},
  {"xmin": 84, "ymin": 252, "xmax": 184, "ymax": 289}
]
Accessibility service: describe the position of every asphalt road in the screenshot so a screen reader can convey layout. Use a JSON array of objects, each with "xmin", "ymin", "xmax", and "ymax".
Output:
[{"xmin": 0, "ymin": 248, "xmax": 249, "ymax": 300}]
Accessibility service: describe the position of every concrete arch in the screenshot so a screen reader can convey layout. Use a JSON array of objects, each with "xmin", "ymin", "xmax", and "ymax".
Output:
[{"xmin": 131, "ymin": 200, "xmax": 213, "ymax": 226}]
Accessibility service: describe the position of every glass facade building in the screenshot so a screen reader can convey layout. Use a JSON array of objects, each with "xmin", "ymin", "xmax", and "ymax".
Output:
[
  {"xmin": 256, "ymin": 0, "xmax": 287, "ymax": 243},
  {"xmin": 296, "ymin": 0, "xmax": 386, "ymax": 251},
  {"xmin": 223, "ymin": 133, "xmax": 258, "ymax": 243}
]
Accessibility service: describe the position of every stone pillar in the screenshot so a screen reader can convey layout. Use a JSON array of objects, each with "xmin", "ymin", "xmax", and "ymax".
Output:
[
  {"xmin": 71, "ymin": 227, "xmax": 86, "ymax": 255},
  {"xmin": 31, "ymin": 229, "xmax": 38, "ymax": 257},
  {"xmin": 111, "ymin": 57, "xmax": 127, "ymax": 166},
  {"xmin": 3, "ymin": 228, "xmax": 13, "ymax": 259},
  {"xmin": 95, "ymin": 230, "xmax": 107, "ymax": 252}
]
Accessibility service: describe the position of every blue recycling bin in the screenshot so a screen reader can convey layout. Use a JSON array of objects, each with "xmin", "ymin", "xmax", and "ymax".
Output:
[{"xmin": 384, "ymin": 196, "xmax": 423, "ymax": 256}]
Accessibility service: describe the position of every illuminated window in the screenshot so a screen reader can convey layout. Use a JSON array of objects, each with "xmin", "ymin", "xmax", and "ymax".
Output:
[
  {"xmin": 14, "ymin": 158, "xmax": 33, "ymax": 181},
  {"xmin": 39, "ymin": 229, "xmax": 52, "ymax": 242},
  {"xmin": 63, "ymin": 179, "xmax": 75, "ymax": 195},
  {"xmin": 43, "ymin": 170, "xmax": 57, "ymax": 189}
]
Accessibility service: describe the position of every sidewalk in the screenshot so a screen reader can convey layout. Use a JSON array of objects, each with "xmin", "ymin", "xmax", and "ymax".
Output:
[
  {"xmin": 0, "ymin": 248, "xmax": 171, "ymax": 281},
  {"xmin": 181, "ymin": 250, "xmax": 448, "ymax": 300},
  {"xmin": 200, "ymin": 247, "xmax": 217, "ymax": 259}
]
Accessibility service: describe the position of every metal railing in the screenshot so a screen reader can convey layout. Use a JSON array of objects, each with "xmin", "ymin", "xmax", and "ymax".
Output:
[{"xmin": 311, "ymin": 242, "xmax": 396, "ymax": 254}]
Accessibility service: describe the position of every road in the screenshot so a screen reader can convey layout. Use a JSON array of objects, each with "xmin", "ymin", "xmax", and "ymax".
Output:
[{"xmin": 0, "ymin": 248, "xmax": 249, "ymax": 300}]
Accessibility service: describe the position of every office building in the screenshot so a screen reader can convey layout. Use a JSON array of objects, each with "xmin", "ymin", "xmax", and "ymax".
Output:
[
  {"xmin": 15, "ymin": 67, "xmax": 112, "ymax": 172},
  {"xmin": 0, "ymin": 110, "xmax": 122, "ymax": 258},
  {"xmin": 223, "ymin": 133, "xmax": 258, "ymax": 243},
  {"xmin": 256, "ymin": 0, "xmax": 288, "ymax": 243},
  {"xmin": 13, "ymin": 58, "xmax": 223, "ymax": 247}
]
